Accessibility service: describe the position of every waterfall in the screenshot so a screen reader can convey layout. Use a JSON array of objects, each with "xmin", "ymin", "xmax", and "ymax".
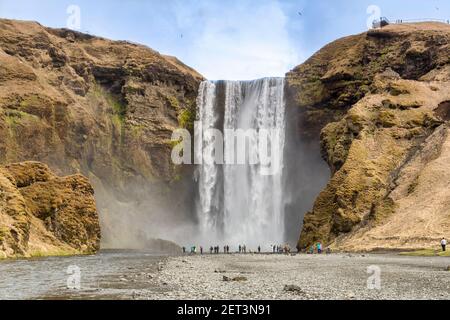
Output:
[{"xmin": 195, "ymin": 78, "xmax": 286, "ymax": 248}]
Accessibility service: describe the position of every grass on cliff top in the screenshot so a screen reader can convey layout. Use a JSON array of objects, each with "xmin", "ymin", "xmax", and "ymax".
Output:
[{"xmin": 399, "ymin": 249, "xmax": 450, "ymax": 257}]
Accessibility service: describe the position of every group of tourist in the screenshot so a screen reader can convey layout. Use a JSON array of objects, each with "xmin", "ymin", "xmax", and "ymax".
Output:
[
  {"xmin": 182, "ymin": 244, "xmax": 285, "ymax": 255},
  {"xmin": 182, "ymin": 245, "xmax": 232, "ymax": 254},
  {"xmin": 271, "ymin": 244, "xmax": 291, "ymax": 254},
  {"xmin": 305, "ymin": 242, "xmax": 331, "ymax": 254},
  {"xmin": 211, "ymin": 245, "xmax": 230, "ymax": 254},
  {"xmin": 181, "ymin": 238, "xmax": 447, "ymax": 256}
]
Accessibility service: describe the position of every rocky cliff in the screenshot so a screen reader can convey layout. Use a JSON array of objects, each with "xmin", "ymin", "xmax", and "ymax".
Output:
[
  {"xmin": 3, "ymin": 18, "xmax": 449, "ymax": 255},
  {"xmin": 0, "ymin": 161, "xmax": 100, "ymax": 258},
  {"xmin": 287, "ymin": 23, "xmax": 450, "ymax": 251},
  {"xmin": 0, "ymin": 19, "xmax": 203, "ymax": 249}
]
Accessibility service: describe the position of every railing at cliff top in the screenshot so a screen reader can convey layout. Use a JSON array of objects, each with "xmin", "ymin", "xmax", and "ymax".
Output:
[
  {"xmin": 373, "ymin": 18, "xmax": 450, "ymax": 29},
  {"xmin": 392, "ymin": 18, "xmax": 450, "ymax": 24}
]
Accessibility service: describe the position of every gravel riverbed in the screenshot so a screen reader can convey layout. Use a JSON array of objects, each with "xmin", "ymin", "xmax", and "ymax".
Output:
[
  {"xmin": 1, "ymin": 251, "xmax": 449, "ymax": 300},
  {"xmin": 142, "ymin": 253, "xmax": 450, "ymax": 300}
]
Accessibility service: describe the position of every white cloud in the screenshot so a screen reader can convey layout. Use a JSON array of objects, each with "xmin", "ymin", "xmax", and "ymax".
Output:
[{"xmin": 173, "ymin": 0, "xmax": 300, "ymax": 80}]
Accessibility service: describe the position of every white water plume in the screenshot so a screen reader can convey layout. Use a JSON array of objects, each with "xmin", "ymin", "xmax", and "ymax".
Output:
[{"xmin": 195, "ymin": 78, "xmax": 286, "ymax": 248}]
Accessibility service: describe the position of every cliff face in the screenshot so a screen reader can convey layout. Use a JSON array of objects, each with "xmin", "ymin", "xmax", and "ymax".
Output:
[
  {"xmin": 0, "ymin": 161, "xmax": 100, "ymax": 258},
  {"xmin": 287, "ymin": 23, "xmax": 450, "ymax": 251},
  {"xmin": 0, "ymin": 18, "xmax": 202, "ymax": 182},
  {"xmin": 0, "ymin": 19, "xmax": 203, "ymax": 248}
]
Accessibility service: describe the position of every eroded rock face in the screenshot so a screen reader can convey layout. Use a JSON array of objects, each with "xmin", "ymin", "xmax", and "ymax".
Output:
[
  {"xmin": 0, "ymin": 19, "xmax": 203, "ymax": 248},
  {"xmin": 0, "ymin": 161, "xmax": 100, "ymax": 258},
  {"xmin": 287, "ymin": 23, "xmax": 450, "ymax": 251},
  {"xmin": 0, "ymin": 19, "xmax": 202, "ymax": 183}
]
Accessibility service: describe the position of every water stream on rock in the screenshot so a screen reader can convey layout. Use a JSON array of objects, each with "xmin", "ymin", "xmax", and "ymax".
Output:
[{"xmin": 195, "ymin": 78, "xmax": 286, "ymax": 247}]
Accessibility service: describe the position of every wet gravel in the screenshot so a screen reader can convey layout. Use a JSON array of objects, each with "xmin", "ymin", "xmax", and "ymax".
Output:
[
  {"xmin": 1, "ymin": 251, "xmax": 449, "ymax": 300},
  {"xmin": 0, "ymin": 250, "xmax": 166, "ymax": 300}
]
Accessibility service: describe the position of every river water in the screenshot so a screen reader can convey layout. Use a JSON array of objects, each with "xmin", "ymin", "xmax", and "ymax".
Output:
[{"xmin": 0, "ymin": 250, "xmax": 167, "ymax": 300}]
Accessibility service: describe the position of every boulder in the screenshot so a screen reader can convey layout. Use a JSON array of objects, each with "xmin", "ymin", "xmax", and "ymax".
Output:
[{"xmin": 0, "ymin": 161, "xmax": 100, "ymax": 258}]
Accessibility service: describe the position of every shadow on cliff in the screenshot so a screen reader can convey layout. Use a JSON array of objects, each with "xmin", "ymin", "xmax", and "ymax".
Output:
[{"xmin": 283, "ymin": 89, "xmax": 331, "ymax": 246}]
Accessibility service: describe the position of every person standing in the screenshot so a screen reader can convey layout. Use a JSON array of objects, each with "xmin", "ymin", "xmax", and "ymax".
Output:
[
  {"xmin": 182, "ymin": 247, "xmax": 186, "ymax": 254},
  {"xmin": 317, "ymin": 242, "xmax": 322, "ymax": 254},
  {"xmin": 441, "ymin": 238, "xmax": 447, "ymax": 251},
  {"xmin": 258, "ymin": 246, "xmax": 261, "ymax": 253},
  {"xmin": 200, "ymin": 246, "xmax": 203, "ymax": 255}
]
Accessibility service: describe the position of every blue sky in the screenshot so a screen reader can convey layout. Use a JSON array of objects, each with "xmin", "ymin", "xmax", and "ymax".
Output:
[{"xmin": 1, "ymin": 0, "xmax": 449, "ymax": 80}]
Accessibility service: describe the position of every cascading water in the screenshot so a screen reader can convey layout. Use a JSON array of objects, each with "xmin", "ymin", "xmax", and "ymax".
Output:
[{"xmin": 195, "ymin": 78, "xmax": 286, "ymax": 248}]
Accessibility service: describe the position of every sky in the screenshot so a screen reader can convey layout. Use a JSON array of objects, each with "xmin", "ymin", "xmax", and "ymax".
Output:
[{"xmin": 0, "ymin": 0, "xmax": 449, "ymax": 80}]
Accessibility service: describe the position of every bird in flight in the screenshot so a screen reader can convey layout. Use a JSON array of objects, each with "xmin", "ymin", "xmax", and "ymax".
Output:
[{"xmin": 298, "ymin": 11, "xmax": 302, "ymax": 16}]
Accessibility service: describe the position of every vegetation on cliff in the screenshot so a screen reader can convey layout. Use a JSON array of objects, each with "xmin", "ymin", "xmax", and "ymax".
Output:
[
  {"xmin": 287, "ymin": 23, "xmax": 450, "ymax": 251},
  {"xmin": 0, "ymin": 18, "xmax": 203, "ymax": 185}
]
